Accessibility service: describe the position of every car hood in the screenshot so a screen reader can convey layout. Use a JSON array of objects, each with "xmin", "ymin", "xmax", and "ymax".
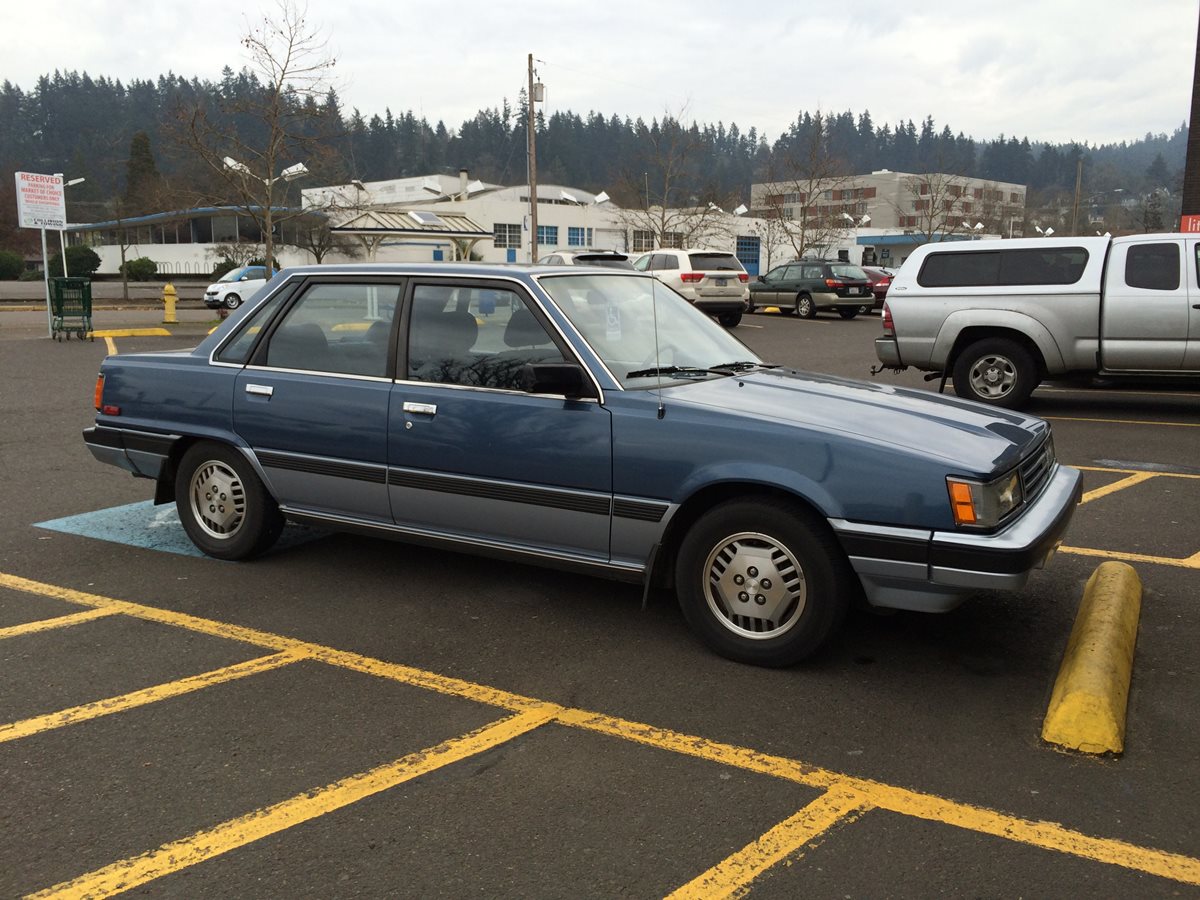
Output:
[{"xmin": 669, "ymin": 368, "xmax": 1048, "ymax": 475}]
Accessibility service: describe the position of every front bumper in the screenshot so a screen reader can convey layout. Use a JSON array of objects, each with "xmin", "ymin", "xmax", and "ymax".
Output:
[
  {"xmin": 832, "ymin": 463, "xmax": 1083, "ymax": 612},
  {"xmin": 203, "ymin": 292, "xmax": 223, "ymax": 309}
]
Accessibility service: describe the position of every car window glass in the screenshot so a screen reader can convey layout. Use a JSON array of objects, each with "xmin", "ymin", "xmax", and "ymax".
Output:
[
  {"xmin": 1126, "ymin": 243, "xmax": 1180, "ymax": 291},
  {"xmin": 657, "ymin": 254, "xmax": 679, "ymax": 271},
  {"xmin": 264, "ymin": 282, "xmax": 400, "ymax": 376},
  {"xmin": 688, "ymin": 253, "xmax": 741, "ymax": 271},
  {"xmin": 407, "ymin": 284, "xmax": 566, "ymax": 390},
  {"xmin": 632, "ymin": 255, "xmax": 651, "ymax": 271},
  {"xmin": 831, "ymin": 265, "xmax": 868, "ymax": 279},
  {"xmin": 918, "ymin": 248, "xmax": 1090, "ymax": 287},
  {"xmin": 216, "ymin": 289, "xmax": 292, "ymax": 364},
  {"xmin": 803, "ymin": 266, "xmax": 821, "ymax": 279}
]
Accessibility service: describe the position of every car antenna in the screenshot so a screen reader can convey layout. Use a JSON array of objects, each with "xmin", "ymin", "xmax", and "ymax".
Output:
[{"xmin": 651, "ymin": 277, "xmax": 665, "ymax": 419}]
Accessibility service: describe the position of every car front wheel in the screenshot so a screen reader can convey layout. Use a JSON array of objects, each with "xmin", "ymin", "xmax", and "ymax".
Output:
[
  {"xmin": 795, "ymin": 294, "xmax": 815, "ymax": 319},
  {"xmin": 175, "ymin": 441, "xmax": 284, "ymax": 560},
  {"xmin": 675, "ymin": 498, "xmax": 851, "ymax": 666},
  {"xmin": 223, "ymin": 293, "xmax": 242, "ymax": 310}
]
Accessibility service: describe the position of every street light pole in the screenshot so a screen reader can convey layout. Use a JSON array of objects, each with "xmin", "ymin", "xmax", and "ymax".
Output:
[
  {"xmin": 527, "ymin": 53, "xmax": 539, "ymax": 263},
  {"xmin": 53, "ymin": 173, "xmax": 85, "ymax": 276}
]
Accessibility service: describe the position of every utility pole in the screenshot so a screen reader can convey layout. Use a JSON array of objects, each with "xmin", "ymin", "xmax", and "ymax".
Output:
[
  {"xmin": 527, "ymin": 53, "xmax": 539, "ymax": 262},
  {"xmin": 1070, "ymin": 157, "xmax": 1083, "ymax": 235},
  {"xmin": 1182, "ymin": 7, "xmax": 1200, "ymax": 227}
]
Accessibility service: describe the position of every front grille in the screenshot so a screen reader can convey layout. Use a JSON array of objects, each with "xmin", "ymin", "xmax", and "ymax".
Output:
[{"xmin": 1019, "ymin": 437, "xmax": 1055, "ymax": 503}]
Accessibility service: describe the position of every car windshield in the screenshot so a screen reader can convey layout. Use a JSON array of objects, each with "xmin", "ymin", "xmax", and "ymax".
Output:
[
  {"xmin": 218, "ymin": 267, "xmax": 254, "ymax": 283},
  {"xmin": 538, "ymin": 273, "xmax": 764, "ymax": 389}
]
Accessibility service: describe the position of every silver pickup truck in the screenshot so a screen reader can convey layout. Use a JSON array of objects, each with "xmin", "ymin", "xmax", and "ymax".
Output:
[{"xmin": 873, "ymin": 233, "xmax": 1200, "ymax": 408}]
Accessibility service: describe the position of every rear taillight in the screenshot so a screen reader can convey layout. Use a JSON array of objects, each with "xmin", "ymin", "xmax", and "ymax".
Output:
[
  {"xmin": 680, "ymin": 273, "xmax": 704, "ymax": 283},
  {"xmin": 825, "ymin": 278, "xmax": 841, "ymax": 288},
  {"xmin": 881, "ymin": 303, "xmax": 895, "ymax": 335},
  {"xmin": 737, "ymin": 273, "xmax": 749, "ymax": 283},
  {"xmin": 93, "ymin": 374, "xmax": 104, "ymax": 410}
]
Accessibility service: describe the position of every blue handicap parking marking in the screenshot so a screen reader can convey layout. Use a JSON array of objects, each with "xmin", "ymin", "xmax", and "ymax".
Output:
[{"xmin": 35, "ymin": 501, "xmax": 323, "ymax": 558}]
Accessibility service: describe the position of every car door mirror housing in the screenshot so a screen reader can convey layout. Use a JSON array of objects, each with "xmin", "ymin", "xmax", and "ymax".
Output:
[
  {"xmin": 757, "ymin": 275, "xmax": 766, "ymax": 283},
  {"xmin": 519, "ymin": 362, "xmax": 587, "ymax": 397}
]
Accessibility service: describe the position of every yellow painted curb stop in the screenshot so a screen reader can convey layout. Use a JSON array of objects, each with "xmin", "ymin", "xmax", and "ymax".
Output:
[{"xmin": 1042, "ymin": 561, "xmax": 1142, "ymax": 755}]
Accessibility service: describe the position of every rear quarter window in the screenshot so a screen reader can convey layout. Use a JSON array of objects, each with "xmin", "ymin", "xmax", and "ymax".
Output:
[
  {"xmin": 1125, "ymin": 242, "xmax": 1180, "ymax": 291},
  {"xmin": 917, "ymin": 248, "xmax": 1090, "ymax": 287}
]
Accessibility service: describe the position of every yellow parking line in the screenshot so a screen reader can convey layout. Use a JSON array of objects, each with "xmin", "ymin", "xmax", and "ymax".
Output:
[
  {"xmin": 1077, "ymin": 465, "xmax": 1200, "ymax": 480},
  {"xmin": 90, "ymin": 328, "xmax": 172, "ymax": 339},
  {"xmin": 1060, "ymin": 546, "xmax": 1200, "ymax": 570},
  {"xmin": 0, "ymin": 651, "xmax": 306, "ymax": 744},
  {"xmin": 1046, "ymin": 415, "xmax": 1200, "ymax": 428},
  {"xmin": 666, "ymin": 786, "xmax": 871, "ymax": 899},
  {"xmin": 1080, "ymin": 471, "xmax": 1158, "ymax": 504},
  {"xmin": 30, "ymin": 707, "xmax": 558, "ymax": 900},
  {"xmin": 0, "ymin": 607, "xmax": 118, "ymax": 640},
  {"xmin": 104, "ymin": 336, "xmax": 116, "ymax": 355},
  {"xmin": 5, "ymin": 571, "xmax": 1200, "ymax": 890}
]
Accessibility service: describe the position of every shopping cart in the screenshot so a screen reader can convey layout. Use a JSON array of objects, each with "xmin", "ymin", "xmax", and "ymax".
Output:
[{"xmin": 51, "ymin": 277, "xmax": 93, "ymax": 341}]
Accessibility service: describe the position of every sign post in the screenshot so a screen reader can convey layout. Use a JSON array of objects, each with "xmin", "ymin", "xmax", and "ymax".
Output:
[{"xmin": 14, "ymin": 172, "xmax": 67, "ymax": 337}]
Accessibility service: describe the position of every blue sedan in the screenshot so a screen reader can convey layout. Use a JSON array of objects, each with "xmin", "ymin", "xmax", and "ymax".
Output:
[{"xmin": 84, "ymin": 264, "xmax": 1081, "ymax": 666}]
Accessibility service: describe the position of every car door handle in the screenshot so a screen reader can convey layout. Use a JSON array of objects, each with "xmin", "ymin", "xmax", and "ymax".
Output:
[
  {"xmin": 245, "ymin": 384, "xmax": 274, "ymax": 397},
  {"xmin": 403, "ymin": 401, "xmax": 437, "ymax": 416}
]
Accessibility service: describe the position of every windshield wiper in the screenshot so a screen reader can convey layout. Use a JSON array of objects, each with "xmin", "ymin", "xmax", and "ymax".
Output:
[
  {"xmin": 626, "ymin": 362, "xmax": 778, "ymax": 379},
  {"xmin": 625, "ymin": 365, "xmax": 716, "ymax": 379},
  {"xmin": 707, "ymin": 361, "xmax": 779, "ymax": 373}
]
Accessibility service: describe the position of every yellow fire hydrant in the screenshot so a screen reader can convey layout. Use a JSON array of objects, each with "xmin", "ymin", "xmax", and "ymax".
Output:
[{"xmin": 162, "ymin": 282, "xmax": 177, "ymax": 324}]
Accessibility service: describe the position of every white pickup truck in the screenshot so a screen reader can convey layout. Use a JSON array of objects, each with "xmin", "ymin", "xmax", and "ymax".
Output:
[{"xmin": 873, "ymin": 233, "xmax": 1200, "ymax": 407}]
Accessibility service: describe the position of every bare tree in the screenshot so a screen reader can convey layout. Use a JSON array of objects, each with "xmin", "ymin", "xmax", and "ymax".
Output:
[
  {"xmin": 891, "ymin": 171, "xmax": 974, "ymax": 243},
  {"xmin": 292, "ymin": 214, "xmax": 364, "ymax": 263},
  {"xmin": 751, "ymin": 118, "xmax": 853, "ymax": 260},
  {"xmin": 172, "ymin": 0, "xmax": 338, "ymax": 272},
  {"xmin": 614, "ymin": 115, "xmax": 738, "ymax": 253}
]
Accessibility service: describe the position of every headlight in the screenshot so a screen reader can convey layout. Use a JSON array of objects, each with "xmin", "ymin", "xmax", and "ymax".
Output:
[{"xmin": 947, "ymin": 470, "xmax": 1023, "ymax": 528}]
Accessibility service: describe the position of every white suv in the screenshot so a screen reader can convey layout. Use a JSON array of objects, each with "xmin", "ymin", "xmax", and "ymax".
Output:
[{"xmin": 632, "ymin": 249, "xmax": 748, "ymax": 327}]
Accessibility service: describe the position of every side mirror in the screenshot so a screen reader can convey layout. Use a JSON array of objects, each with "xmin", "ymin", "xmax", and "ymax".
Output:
[
  {"xmin": 756, "ymin": 275, "xmax": 766, "ymax": 283},
  {"xmin": 519, "ymin": 362, "xmax": 587, "ymax": 397}
]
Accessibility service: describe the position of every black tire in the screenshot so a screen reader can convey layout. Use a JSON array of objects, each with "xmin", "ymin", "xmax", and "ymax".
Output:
[
  {"xmin": 717, "ymin": 310, "xmax": 742, "ymax": 327},
  {"xmin": 175, "ymin": 441, "xmax": 283, "ymax": 560},
  {"xmin": 675, "ymin": 498, "xmax": 852, "ymax": 667},
  {"xmin": 795, "ymin": 294, "xmax": 816, "ymax": 319},
  {"xmin": 951, "ymin": 337, "xmax": 1039, "ymax": 409},
  {"xmin": 837, "ymin": 308, "xmax": 859, "ymax": 320},
  {"xmin": 745, "ymin": 298, "xmax": 756, "ymax": 314},
  {"xmin": 223, "ymin": 293, "xmax": 242, "ymax": 310}
]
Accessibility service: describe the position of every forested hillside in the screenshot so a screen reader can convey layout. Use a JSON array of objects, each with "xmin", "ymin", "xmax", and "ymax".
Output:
[{"xmin": 0, "ymin": 67, "xmax": 1187, "ymax": 243}]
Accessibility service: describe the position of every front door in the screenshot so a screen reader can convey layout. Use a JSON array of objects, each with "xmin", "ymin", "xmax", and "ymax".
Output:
[{"xmin": 388, "ymin": 280, "xmax": 613, "ymax": 562}]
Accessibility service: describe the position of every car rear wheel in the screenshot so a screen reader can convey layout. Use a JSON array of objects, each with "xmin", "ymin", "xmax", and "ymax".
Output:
[
  {"xmin": 717, "ymin": 310, "xmax": 742, "ymax": 327},
  {"xmin": 675, "ymin": 498, "xmax": 851, "ymax": 666},
  {"xmin": 794, "ymin": 294, "xmax": 815, "ymax": 319},
  {"xmin": 223, "ymin": 293, "xmax": 242, "ymax": 310},
  {"xmin": 175, "ymin": 441, "xmax": 284, "ymax": 560},
  {"xmin": 951, "ymin": 337, "xmax": 1039, "ymax": 408},
  {"xmin": 838, "ymin": 308, "xmax": 858, "ymax": 320}
]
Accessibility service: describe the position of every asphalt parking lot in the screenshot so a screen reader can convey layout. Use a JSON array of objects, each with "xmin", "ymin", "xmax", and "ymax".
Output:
[{"xmin": 1, "ymin": 303, "xmax": 1198, "ymax": 897}]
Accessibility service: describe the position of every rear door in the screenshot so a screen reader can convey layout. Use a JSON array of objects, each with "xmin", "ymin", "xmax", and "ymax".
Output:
[
  {"xmin": 234, "ymin": 278, "xmax": 402, "ymax": 523},
  {"xmin": 1186, "ymin": 239, "xmax": 1200, "ymax": 370},
  {"xmin": 1101, "ymin": 239, "xmax": 1189, "ymax": 370}
]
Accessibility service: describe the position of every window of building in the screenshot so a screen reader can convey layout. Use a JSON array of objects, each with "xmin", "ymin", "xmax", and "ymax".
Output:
[
  {"xmin": 661, "ymin": 231, "xmax": 683, "ymax": 249},
  {"xmin": 537, "ymin": 225, "xmax": 558, "ymax": 246},
  {"xmin": 632, "ymin": 230, "xmax": 654, "ymax": 253},
  {"xmin": 494, "ymin": 223, "xmax": 522, "ymax": 249},
  {"xmin": 567, "ymin": 226, "xmax": 593, "ymax": 247}
]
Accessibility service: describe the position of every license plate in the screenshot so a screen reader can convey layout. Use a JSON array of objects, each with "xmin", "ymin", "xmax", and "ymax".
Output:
[{"xmin": 715, "ymin": 278, "xmax": 728, "ymax": 287}]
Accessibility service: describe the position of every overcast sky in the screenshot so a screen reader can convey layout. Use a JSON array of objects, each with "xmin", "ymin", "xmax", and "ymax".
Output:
[{"xmin": 3, "ymin": 0, "xmax": 1195, "ymax": 147}]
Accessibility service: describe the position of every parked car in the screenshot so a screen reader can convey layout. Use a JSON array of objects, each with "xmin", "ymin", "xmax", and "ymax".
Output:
[
  {"xmin": 632, "ymin": 249, "xmax": 748, "ymax": 327},
  {"xmin": 537, "ymin": 250, "xmax": 635, "ymax": 269},
  {"xmin": 84, "ymin": 263, "xmax": 1081, "ymax": 668},
  {"xmin": 859, "ymin": 265, "xmax": 895, "ymax": 313},
  {"xmin": 203, "ymin": 265, "xmax": 274, "ymax": 310},
  {"xmin": 747, "ymin": 260, "xmax": 874, "ymax": 319}
]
